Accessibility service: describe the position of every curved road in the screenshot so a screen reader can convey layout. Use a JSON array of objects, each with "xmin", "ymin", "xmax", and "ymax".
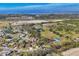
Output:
[{"xmin": 62, "ymin": 48, "xmax": 79, "ymax": 56}]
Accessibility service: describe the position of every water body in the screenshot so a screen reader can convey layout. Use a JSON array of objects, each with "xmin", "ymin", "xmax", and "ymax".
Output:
[{"xmin": 0, "ymin": 3, "xmax": 79, "ymax": 14}]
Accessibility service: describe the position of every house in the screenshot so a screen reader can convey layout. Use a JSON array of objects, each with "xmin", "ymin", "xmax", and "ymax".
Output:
[{"xmin": 74, "ymin": 38, "xmax": 79, "ymax": 42}]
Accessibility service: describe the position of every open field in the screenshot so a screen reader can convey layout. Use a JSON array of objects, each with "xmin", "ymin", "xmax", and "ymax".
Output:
[{"xmin": 0, "ymin": 21, "xmax": 10, "ymax": 28}]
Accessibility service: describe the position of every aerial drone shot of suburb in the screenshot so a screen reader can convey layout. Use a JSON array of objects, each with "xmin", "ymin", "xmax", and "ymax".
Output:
[{"xmin": 0, "ymin": 3, "xmax": 79, "ymax": 56}]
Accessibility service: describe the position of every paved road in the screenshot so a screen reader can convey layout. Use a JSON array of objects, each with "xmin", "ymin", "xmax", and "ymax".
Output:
[{"xmin": 62, "ymin": 48, "xmax": 79, "ymax": 56}]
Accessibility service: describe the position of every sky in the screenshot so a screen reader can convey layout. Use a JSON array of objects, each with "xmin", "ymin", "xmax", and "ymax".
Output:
[{"xmin": 0, "ymin": 3, "xmax": 79, "ymax": 14}]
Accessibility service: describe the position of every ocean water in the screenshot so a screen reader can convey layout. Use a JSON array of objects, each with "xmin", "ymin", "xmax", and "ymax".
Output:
[{"xmin": 0, "ymin": 3, "xmax": 79, "ymax": 14}]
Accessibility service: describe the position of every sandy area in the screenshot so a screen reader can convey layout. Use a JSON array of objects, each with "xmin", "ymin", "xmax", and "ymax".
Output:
[
  {"xmin": 11, "ymin": 20, "xmax": 63, "ymax": 26},
  {"xmin": 62, "ymin": 48, "xmax": 79, "ymax": 56}
]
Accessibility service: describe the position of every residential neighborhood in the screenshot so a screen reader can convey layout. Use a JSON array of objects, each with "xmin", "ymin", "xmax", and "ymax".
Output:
[{"xmin": 0, "ymin": 15, "xmax": 79, "ymax": 56}]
